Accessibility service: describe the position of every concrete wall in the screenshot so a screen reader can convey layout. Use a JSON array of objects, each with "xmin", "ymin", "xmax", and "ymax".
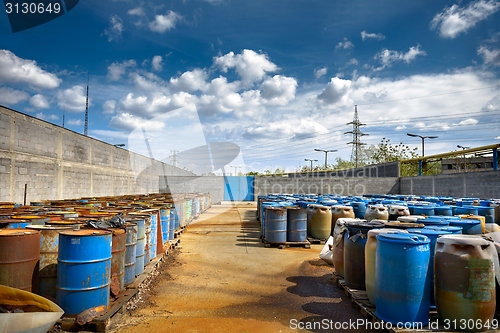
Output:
[
  {"xmin": 0, "ymin": 105, "xmax": 193, "ymax": 204},
  {"xmin": 400, "ymin": 170, "xmax": 500, "ymax": 198},
  {"xmin": 254, "ymin": 175, "xmax": 400, "ymax": 197},
  {"xmin": 160, "ymin": 176, "xmax": 225, "ymax": 204}
]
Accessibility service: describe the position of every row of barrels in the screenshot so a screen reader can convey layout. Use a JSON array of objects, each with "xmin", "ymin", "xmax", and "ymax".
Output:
[
  {"xmin": 334, "ymin": 217, "xmax": 500, "ymax": 329},
  {"xmin": 0, "ymin": 193, "xmax": 212, "ymax": 317}
]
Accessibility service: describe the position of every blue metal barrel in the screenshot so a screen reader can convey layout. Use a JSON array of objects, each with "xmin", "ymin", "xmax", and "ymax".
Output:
[
  {"xmin": 134, "ymin": 219, "xmax": 146, "ymax": 275},
  {"xmin": 2, "ymin": 218, "xmax": 31, "ymax": 228},
  {"xmin": 160, "ymin": 207, "xmax": 170, "ymax": 245},
  {"xmin": 56, "ymin": 229, "xmax": 112, "ymax": 316},
  {"xmin": 168, "ymin": 207, "xmax": 175, "ymax": 241},
  {"xmin": 265, "ymin": 206, "xmax": 287, "ymax": 244},
  {"xmin": 261, "ymin": 202, "xmax": 279, "ymax": 238},
  {"xmin": 26, "ymin": 225, "xmax": 73, "ymax": 301},
  {"xmin": 124, "ymin": 223, "xmax": 137, "ymax": 286},
  {"xmin": 286, "ymin": 207, "xmax": 307, "ymax": 242},
  {"xmin": 170, "ymin": 207, "xmax": 179, "ymax": 232},
  {"xmin": 375, "ymin": 233, "xmax": 431, "ymax": 326}
]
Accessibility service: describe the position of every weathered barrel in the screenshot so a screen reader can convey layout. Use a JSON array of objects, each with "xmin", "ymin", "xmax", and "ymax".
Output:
[
  {"xmin": 343, "ymin": 221, "xmax": 385, "ymax": 290},
  {"xmin": 56, "ymin": 229, "xmax": 112, "ymax": 316},
  {"xmin": 135, "ymin": 218, "xmax": 146, "ymax": 275},
  {"xmin": 160, "ymin": 207, "xmax": 170, "ymax": 245},
  {"xmin": 265, "ymin": 206, "xmax": 287, "ymax": 244},
  {"xmin": 0, "ymin": 229, "xmax": 40, "ymax": 293},
  {"xmin": 388, "ymin": 205, "xmax": 410, "ymax": 220},
  {"xmin": 110, "ymin": 228, "xmax": 126, "ymax": 296},
  {"xmin": 124, "ymin": 223, "xmax": 137, "ymax": 286},
  {"xmin": 26, "ymin": 225, "xmax": 73, "ymax": 301},
  {"xmin": 364, "ymin": 205, "xmax": 389, "ymax": 222},
  {"xmin": 435, "ymin": 235, "xmax": 496, "ymax": 331},
  {"xmin": 309, "ymin": 205, "xmax": 332, "ymax": 240},
  {"xmin": 286, "ymin": 206, "xmax": 307, "ymax": 242}
]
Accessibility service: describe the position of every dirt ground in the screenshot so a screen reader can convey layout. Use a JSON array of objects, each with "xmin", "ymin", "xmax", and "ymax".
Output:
[{"xmin": 108, "ymin": 202, "xmax": 379, "ymax": 333}]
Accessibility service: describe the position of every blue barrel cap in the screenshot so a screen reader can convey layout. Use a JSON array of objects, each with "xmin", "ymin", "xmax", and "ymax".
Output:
[
  {"xmin": 424, "ymin": 225, "xmax": 463, "ymax": 234},
  {"xmin": 407, "ymin": 228, "xmax": 451, "ymax": 237},
  {"xmin": 376, "ymin": 233, "xmax": 430, "ymax": 244}
]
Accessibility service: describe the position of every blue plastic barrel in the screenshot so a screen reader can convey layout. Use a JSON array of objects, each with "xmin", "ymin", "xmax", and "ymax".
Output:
[
  {"xmin": 375, "ymin": 233, "xmax": 431, "ymax": 326},
  {"xmin": 170, "ymin": 208, "xmax": 179, "ymax": 231},
  {"xmin": 160, "ymin": 208, "xmax": 170, "ymax": 245},
  {"xmin": 261, "ymin": 202, "xmax": 279, "ymax": 238},
  {"xmin": 477, "ymin": 206, "xmax": 495, "ymax": 223},
  {"xmin": 56, "ymin": 229, "xmax": 112, "ymax": 316},
  {"xmin": 407, "ymin": 228, "xmax": 452, "ymax": 308},
  {"xmin": 265, "ymin": 207, "xmax": 287, "ymax": 244},
  {"xmin": 168, "ymin": 207, "xmax": 175, "ymax": 241},
  {"xmin": 419, "ymin": 217, "xmax": 450, "ymax": 227},
  {"xmin": 412, "ymin": 205, "xmax": 435, "ymax": 216},
  {"xmin": 124, "ymin": 223, "xmax": 137, "ymax": 286},
  {"xmin": 350, "ymin": 201, "xmax": 367, "ymax": 219},
  {"xmin": 4, "ymin": 218, "xmax": 31, "ymax": 228},
  {"xmin": 434, "ymin": 205, "xmax": 453, "ymax": 216},
  {"xmin": 449, "ymin": 218, "xmax": 482, "ymax": 235},
  {"xmin": 286, "ymin": 207, "xmax": 307, "ymax": 242},
  {"xmin": 150, "ymin": 211, "xmax": 158, "ymax": 259},
  {"xmin": 456, "ymin": 206, "xmax": 478, "ymax": 215},
  {"xmin": 424, "ymin": 225, "xmax": 463, "ymax": 234}
]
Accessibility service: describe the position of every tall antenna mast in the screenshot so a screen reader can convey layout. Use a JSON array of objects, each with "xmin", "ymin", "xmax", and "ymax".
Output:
[
  {"xmin": 62, "ymin": 109, "xmax": 65, "ymax": 128},
  {"xmin": 84, "ymin": 73, "xmax": 89, "ymax": 136},
  {"xmin": 345, "ymin": 105, "xmax": 368, "ymax": 168}
]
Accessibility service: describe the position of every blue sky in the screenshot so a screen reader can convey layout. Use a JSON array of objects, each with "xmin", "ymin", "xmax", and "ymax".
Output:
[{"xmin": 1, "ymin": 0, "xmax": 499, "ymax": 174}]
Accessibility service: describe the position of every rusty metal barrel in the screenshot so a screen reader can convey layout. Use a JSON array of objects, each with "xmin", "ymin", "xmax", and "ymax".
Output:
[
  {"xmin": 26, "ymin": 225, "xmax": 73, "ymax": 301},
  {"xmin": 0, "ymin": 229, "xmax": 40, "ymax": 293},
  {"xmin": 56, "ymin": 229, "xmax": 112, "ymax": 316},
  {"xmin": 110, "ymin": 228, "xmax": 126, "ymax": 296}
]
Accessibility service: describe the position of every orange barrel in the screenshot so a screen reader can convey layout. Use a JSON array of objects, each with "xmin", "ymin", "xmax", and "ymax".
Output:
[
  {"xmin": 364, "ymin": 205, "xmax": 389, "ymax": 222},
  {"xmin": 0, "ymin": 229, "xmax": 40, "ymax": 293},
  {"xmin": 110, "ymin": 228, "xmax": 126, "ymax": 296},
  {"xmin": 11, "ymin": 215, "xmax": 49, "ymax": 225},
  {"xmin": 365, "ymin": 228, "xmax": 408, "ymax": 306},
  {"xmin": 435, "ymin": 235, "xmax": 497, "ymax": 330},
  {"xmin": 26, "ymin": 225, "xmax": 73, "ymax": 301},
  {"xmin": 309, "ymin": 205, "xmax": 332, "ymax": 240}
]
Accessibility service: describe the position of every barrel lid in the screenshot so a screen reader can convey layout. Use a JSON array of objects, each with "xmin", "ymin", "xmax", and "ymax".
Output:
[
  {"xmin": 449, "ymin": 219, "xmax": 481, "ymax": 225},
  {"xmin": 436, "ymin": 234, "xmax": 490, "ymax": 246},
  {"xmin": 424, "ymin": 226, "xmax": 463, "ymax": 233},
  {"xmin": 408, "ymin": 228, "xmax": 451, "ymax": 236},
  {"xmin": 336, "ymin": 218, "xmax": 362, "ymax": 225},
  {"xmin": 108, "ymin": 228, "xmax": 126, "ymax": 235},
  {"xmin": 0, "ymin": 229, "xmax": 40, "ymax": 236},
  {"xmin": 332, "ymin": 205, "xmax": 353, "ymax": 210},
  {"xmin": 345, "ymin": 221, "xmax": 385, "ymax": 230},
  {"xmin": 59, "ymin": 229, "xmax": 111, "ymax": 236},
  {"xmin": 384, "ymin": 221, "xmax": 425, "ymax": 229},
  {"xmin": 397, "ymin": 215, "xmax": 426, "ymax": 223},
  {"xmin": 376, "ymin": 233, "xmax": 430, "ymax": 244},
  {"xmin": 0, "ymin": 218, "xmax": 29, "ymax": 223},
  {"xmin": 367, "ymin": 228, "xmax": 409, "ymax": 236},
  {"xmin": 427, "ymin": 215, "xmax": 460, "ymax": 220},
  {"xmin": 265, "ymin": 206, "xmax": 286, "ymax": 211},
  {"xmin": 10, "ymin": 215, "xmax": 47, "ymax": 219},
  {"xmin": 26, "ymin": 225, "xmax": 74, "ymax": 231}
]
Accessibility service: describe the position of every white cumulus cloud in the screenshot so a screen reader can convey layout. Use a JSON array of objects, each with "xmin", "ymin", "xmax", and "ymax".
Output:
[
  {"xmin": 102, "ymin": 15, "xmax": 123, "ymax": 42},
  {"xmin": 57, "ymin": 85, "xmax": 88, "ymax": 112},
  {"xmin": 149, "ymin": 11, "xmax": 181, "ymax": 33},
  {"xmin": 314, "ymin": 67, "xmax": 328, "ymax": 79},
  {"xmin": 260, "ymin": 75, "xmax": 297, "ymax": 106},
  {"xmin": 151, "ymin": 55, "xmax": 163, "ymax": 72},
  {"xmin": 361, "ymin": 31, "xmax": 386, "ymax": 41},
  {"xmin": 0, "ymin": 50, "xmax": 61, "ymax": 89},
  {"xmin": 317, "ymin": 77, "xmax": 352, "ymax": 105},
  {"xmin": 103, "ymin": 100, "xmax": 116, "ymax": 115},
  {"xmin": 431, "ymin": 0, "xmax": 500, "ymax": 39},
  {"xmin": 29, "ymin": 94, "xmax": 50, "ymax": 109},
  {"xmin": 374, "ymin": 45, "xmax": 426, "ymax": 70},
  {"xmin": 107, "ymin": 59, "xmax": 137, "ymax": 81},
  {"xmin": 0, "ymin": 87, "xmax": 29, "ymax": 105},
  {"xmin": 214, "ymin": 49, "xmax": 279, "ymax": 86},
  {"xmin": 478, "ymin": 46, "xmax": 500, "ymax": 66},
  {"xmin": 169, "ymin": 69, "xmax": 208, "ymax": 92}
]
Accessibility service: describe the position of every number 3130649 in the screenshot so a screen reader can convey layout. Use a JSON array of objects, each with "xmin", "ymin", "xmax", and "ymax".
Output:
[{"xmin": 5, "ymin": 2, "xmax": 61, "ymax": 14}]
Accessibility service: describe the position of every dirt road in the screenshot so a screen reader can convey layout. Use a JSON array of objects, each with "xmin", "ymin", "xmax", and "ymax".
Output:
[{"xmin": 109, "ymin": 202, "xmax": 379, "ymax": 333}]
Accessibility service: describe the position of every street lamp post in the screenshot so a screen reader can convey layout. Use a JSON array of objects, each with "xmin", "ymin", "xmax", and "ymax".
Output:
[
  {"xmin": 314, "ymin": 149, "xmax": 337, "ymax": 169},
  {"xmin": 406, "ymin": 133, "xmax": 438, "ymax": 157},
  {"xmin": 304, "ymin": 158, "xmax": 318, "ymax": 171},
  {"xmin": 457, "ymin": 145, "xmax": 471, "ymax": 172}
]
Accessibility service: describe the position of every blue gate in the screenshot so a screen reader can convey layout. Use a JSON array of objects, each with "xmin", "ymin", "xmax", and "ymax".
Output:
[{"xmin": 223, "ymin": 176, "xmax": 254, "ymax": 201}]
